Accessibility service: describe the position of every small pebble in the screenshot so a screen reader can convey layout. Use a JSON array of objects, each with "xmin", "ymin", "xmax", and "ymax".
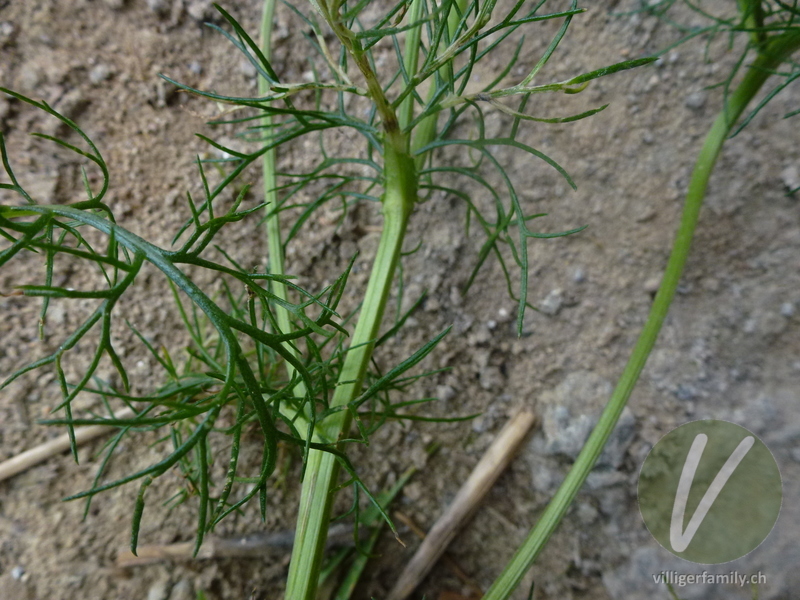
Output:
[
  {"xmin": 791, "ymin": 447, "xmax": 800, "ymax": 463},
  {"xmin": 540, "ymin": 289, "xmax": 563, "ymax": 316},
  {"xmin": 186, "ymin": 0, "xmax": 211, "ymax": 21},
  {"xmin": 543, "ymin": 405, "xmax": 594, "ymax": 458},
  {"xmin": 496, "ymin": 306, "xmax": 512, "ymax": 323},
  {"xmin": 575, "ymin": 501, "xmax": 599, "ymax": 525},
  {"xmin": 10, "ymin": 567, "xmax": 24, "ymax": 580},
  {"xmin": 0, "ymin": 21, "xmax": 14, "ymax": 38},
  {"xmin": 479, "ymin": 365, "xmax": 504, "ymax": 390},
  {"xmin": 188, "ymin": 61, "xmax": 203, "ymax": 75},
  {"xmin": 597, "ymin": 407, "xmax": 636, "ymax": 469},
  {"xmin": 89, "ymin": 64, "xmax": 111, "ymax": 84},
  {"xmin": 240, "ymin": 59, "xmax": 257, "ymax": 78},
  {"xmin": 685, "ymin": 91, "xmax": 707, "ymax": 110},
  {"xmin": 147, "ymin": 579, "xmax": 171, "ymax": 600},
  {"xmin": 781, "ymin": 302, "xmax": 795, "ymax": 318},
  {"xmin": 585, "ymin": 470, "xmax": 628, "ymax": 489},
  {"xmin": 572, "ymin": 268, "xmax": 585, "ymax": 283},
  {"xmin": 643, "ymin": 276, "xmax": 661, "ymax": 294},
  {"xmin": 780, "ymin": 165, "xmax": 800, "ymax": 191},
  {"xmin": 486, "ymin": 319, "xmax": 497, "ymax": 330},
  {"xmin": 531, "ymin": 462, "xmax": 560, "ymax": 493},
  {"xmin": 155, "ymin": 79, "xmax": 176, "ymax": 108},
  {"xmin": 19, "ymin": 66, "xmax": 44, "ymax": 91},
  {"xmin": 743, "ymin": 318, "xmax": 757, "ymax": 334},
  {"xmin": 449, "ymin": 285, "xmax": 463, "ymax": 307},
  {"xmin": 168, "ymin": 579, "xmax": 194, "ymax": 600},
  {"xmin": 675, "ymin": 383, "xmax": 698, "ymax": 401},
  {"xmin": 471, "ymin": 414, "xmax": 490, "ymax": 433},
  {"xmin": 701, "ymin": 277, "xmax": 720, "ymax": 292},
  {"xmin": 54, "ymin": 89, "xmax": 88, "ymax": 120},
  {"xmin": 436, "ymin": 384, "xmax": 456, "ymax": 402},
  {"xmin": 403, "ymin": 481, "xmax": 422, "ymax": 502},
  {"xmin": 635, "ymin": 206, "xmax": 657, "ymax": 222},
  {"xmin": 147, "ymin": 0, "xmax": 170, "ymax": 15},
  {"xmin": 423, "ymin": 296, "xmax": 441, "ymax": 313}
]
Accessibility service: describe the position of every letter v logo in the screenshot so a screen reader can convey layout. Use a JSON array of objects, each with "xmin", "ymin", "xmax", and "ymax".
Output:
[
  {"xmin": 669, "ymin": 434, "xmax": 754, "ymax": 552},
  {"xmin": 638, "ymin": 420, "xmax": 782, "ymax": 563}
]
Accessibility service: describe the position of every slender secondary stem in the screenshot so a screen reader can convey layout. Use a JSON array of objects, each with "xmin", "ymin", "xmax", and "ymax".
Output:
[
  {"xmin": 259, "ymin": 0, "xmax": 310, "ymax": 421},
  {"xmin": 406, "ymin": 0, "xmax": 468, "ymax": 171},
  {"xmin": 260, "ymin": 0, "xmax": 285, "ymax": 334},
  {"xmin": 398, "ymin": 0, "xmax": 425, "ymax": 132},
  {"xmin": 483, "ymin": 29, "xmax": 800, "ymax": 600},
  {"xmin": 737, "ymin": 0, "xmax": 766, "ymax": 45}
]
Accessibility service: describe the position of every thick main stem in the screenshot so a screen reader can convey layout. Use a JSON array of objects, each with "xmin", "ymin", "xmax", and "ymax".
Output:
[
  {"xmin": 483, "ymin": 31, "xmax": 800, "ymax": 600},
  {"xmin": 285, "ymin": 132, "xmax": 416, "ymax": 600}
]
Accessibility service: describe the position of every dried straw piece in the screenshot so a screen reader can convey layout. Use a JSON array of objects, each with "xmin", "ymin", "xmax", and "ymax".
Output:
[
  {"xmin": 386, "ymin": 408, "xmax": 536, "ymax": 600},
  {"xmin": 116, "ymin": 524, "xmax": 357, "ymax": 567},
  {"xmin": 0, "ymin": 407, "xmax": 135, "ymax": 483}
]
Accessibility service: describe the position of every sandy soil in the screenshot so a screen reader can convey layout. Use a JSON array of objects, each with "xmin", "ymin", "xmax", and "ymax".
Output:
[{"xmin": 1, "ymin": 1, "xmax": 798, "ymax": 599}]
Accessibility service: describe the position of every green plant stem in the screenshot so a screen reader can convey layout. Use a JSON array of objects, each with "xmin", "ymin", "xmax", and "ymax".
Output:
[
  {"xmin": 398, "ymin": 0, "xmax": 425, "ymax": 132},
  {"xmin": 285, "ymin": 131, "xmax": 416, "ymax": 600},
  {"xmin": 260, "ymin": 0, "xmax": 282, "ymax": 320},
  {"xmin": 407, "ymin": 0, "xmax": 468, "ymax": 171},
  {"xmin": 483, "ymin": 30, "xmax": 800, "ymax": 600},
  {"xmin": 737, "ymin": 0, "xmax": 766, "ymax": 45},
  {"xmin": 284, "ymin": 8, "xmax": 417, "ymax": 597},
  {"xmin": 260, "ymin": 0, "xmax": 308, "ymax": 405}
]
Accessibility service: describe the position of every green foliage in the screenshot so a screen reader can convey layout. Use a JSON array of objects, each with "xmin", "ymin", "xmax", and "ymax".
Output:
[
  {"xmin": 636, "ymin": 0, "xmax": 800, "ymax": 144},
  {"xmin": 0, "ymin": 88, "xmax": 354, "ymax": 552},
  {"xmin": 168, "ymin": 2, "xmax": 653, "ymax": 331},
  {"xmin": 484, "ymin": 2, "xmax": 800, "ymax": 598},
  {"xmin": 1, "ymin": 0, "xmax": 656, "ymax": 595}
]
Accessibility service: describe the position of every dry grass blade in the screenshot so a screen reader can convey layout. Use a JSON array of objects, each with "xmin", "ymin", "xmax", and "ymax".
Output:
[
  {"xmin": 0, "ymin": 406, "xmax": 135, "ymax": 483},
  {"xmin": 115, "ymin": 523, "xmax": 357, "ymax": 567},
  {"xmin": 387, "ymin": 408, "xmax": 536, "ymax": 600}
]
